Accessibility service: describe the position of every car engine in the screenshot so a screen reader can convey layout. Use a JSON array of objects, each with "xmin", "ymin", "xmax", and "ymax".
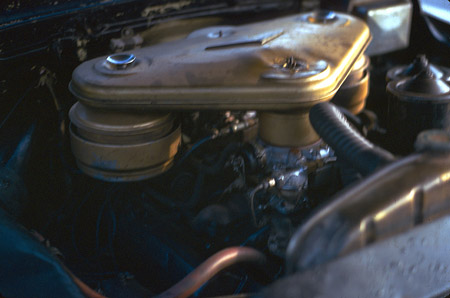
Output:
[{"xmin": 0, "ymin": 0, "xmax": 449, "ymax": 297}]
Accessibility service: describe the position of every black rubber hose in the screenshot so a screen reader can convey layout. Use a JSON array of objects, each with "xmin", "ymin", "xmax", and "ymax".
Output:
[{"xmin": 309, "ymin": 102, "xmax": 395, "ymax": 176}]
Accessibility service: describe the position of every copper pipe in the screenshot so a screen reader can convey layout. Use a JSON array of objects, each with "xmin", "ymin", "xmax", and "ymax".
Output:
[
  {"xmin": 30, "ymin": 230, "xmax": 108, "ymax": 298},
  {"xmin": 155, "ymin": 246, "xmax": 266, "ymax": 298},
  {"xmin": 62, "ymin": 264, "xmax": 108, "ymax": 298}
]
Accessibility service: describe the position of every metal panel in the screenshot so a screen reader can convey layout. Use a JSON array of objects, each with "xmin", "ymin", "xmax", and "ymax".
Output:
[
  {"xmin": 259, "ymin": 215, "xmax": 450, "ymax": 298},
  {"xmin": 285, "ymin": 153, "xmax": 450, "ymax": 273},
  {"xmin": 69, "ymin": 12, "xmax": 370, "ymax": 110},
  {"xmin": 354, "ymin": 0, "xmax": 412, "ymax": 56}
]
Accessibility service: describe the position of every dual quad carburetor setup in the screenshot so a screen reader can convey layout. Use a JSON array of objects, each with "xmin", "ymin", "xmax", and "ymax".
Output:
[
  {"xmin": 65, "ymin": 9, "xmax": 450, "ymax": 297},
  {"xmin": 2, "ymin": 2, "xmax": 450, "ymax": 297},
  {"xmin": 69, "ymin": 11, "xmax": 370, "ymax": 181}
]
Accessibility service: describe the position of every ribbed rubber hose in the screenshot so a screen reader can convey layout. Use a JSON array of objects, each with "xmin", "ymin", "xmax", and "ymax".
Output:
[{"xmin": 309, "ymin": 102, "xmax": 395, "ymax": 176}]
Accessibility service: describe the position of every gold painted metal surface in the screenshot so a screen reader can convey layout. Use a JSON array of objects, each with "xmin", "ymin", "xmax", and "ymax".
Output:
[
  {"xmin": 331, "ymin": 54, "xmax": 369, "ymax": 114},
  {"xmin": 69, "ymin": 102, "xmax": 181, "ymax": 182},
  {"xmin": 259, "ymin": 111, "xmax": 319, "ymax": 147},
  {"xmin": 69, "ymin": 12, "xmax": 370, "ymax": 110},
  {"xmin": 69, "ymin": 102, "xmax": 175, "ymax": 142}
]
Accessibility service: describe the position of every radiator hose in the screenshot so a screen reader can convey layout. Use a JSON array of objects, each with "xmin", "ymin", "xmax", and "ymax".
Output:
[{"xmin": 309, "ymin": 102, "xmax": 395, "ymax": 176}]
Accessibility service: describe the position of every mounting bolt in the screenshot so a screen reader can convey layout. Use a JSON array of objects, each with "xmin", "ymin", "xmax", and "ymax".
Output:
[
  {"xmin": 307, "ymin": 10, "xmax": 337, "ymax": 23},
  {"xmin": 105, "ymin": 53, "xmax": 136, "ymax": 70},
  {"xmin": 206, "ymin": 27, "xmax": 235, "ymax": 39},
  {"xmin": 261, "ymin": 58, "xmax": 328, "ymax": 80},
  {"xmin": 208, "ymin": 30, "xmax": 224, "ymax": 38},
  {"xmin": 281, "ymin": 56, "xmax": 309, "ymax": 72}
]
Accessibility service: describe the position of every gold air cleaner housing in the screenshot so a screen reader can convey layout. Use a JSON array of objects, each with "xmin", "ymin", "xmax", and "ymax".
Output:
[
  {"xmin": 69, "ymin": 103, "xmax": 180, "ymax": 182},
  {"xmin": 69, "ymin": 11, "xmax": 370, "ymax": 179}
]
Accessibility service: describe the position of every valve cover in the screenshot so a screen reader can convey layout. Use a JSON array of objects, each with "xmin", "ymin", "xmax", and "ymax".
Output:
[{"xmin": 69, "ymin": 11, "xmax": 370, "ymax": 110}]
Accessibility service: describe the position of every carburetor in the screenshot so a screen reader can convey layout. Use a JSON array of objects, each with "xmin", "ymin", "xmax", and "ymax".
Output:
[{"xmin": 68, "ymin": 11, "xmax": 371, "ymax": 181}]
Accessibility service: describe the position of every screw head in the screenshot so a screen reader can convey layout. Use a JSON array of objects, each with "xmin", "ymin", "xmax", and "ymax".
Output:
[
  {"xmin": 105, "ymin": 53, "xmax": 136, "ymax": 70},
  {"xmin": 307, "ymin": 10, "xmax": 337, "ymax": 24},
  {"xmin": 206, "ymin": 28, "xmax": 234, "ymax": 38},
  {"xmin": 262, "ymin": 58, "xmax": 328, "ymax": 80}
]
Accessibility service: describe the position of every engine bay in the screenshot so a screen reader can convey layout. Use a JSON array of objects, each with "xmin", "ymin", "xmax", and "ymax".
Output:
[{"xmin": 1, "ymin": 0, "xmax": 450, "ymax": 297}]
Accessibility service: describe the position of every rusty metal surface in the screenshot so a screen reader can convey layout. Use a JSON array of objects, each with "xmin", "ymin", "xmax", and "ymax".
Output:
[
  {"xmin": 285, "ymin": 152, "xmax": 450, "ymax": 273},
  {"xmin": 259, "ymin": 214, "xmax": 450, "ymax": 298},
  {"xmin": 69, "ymin": 12, "xmax": 370, "ymax": 110}
]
